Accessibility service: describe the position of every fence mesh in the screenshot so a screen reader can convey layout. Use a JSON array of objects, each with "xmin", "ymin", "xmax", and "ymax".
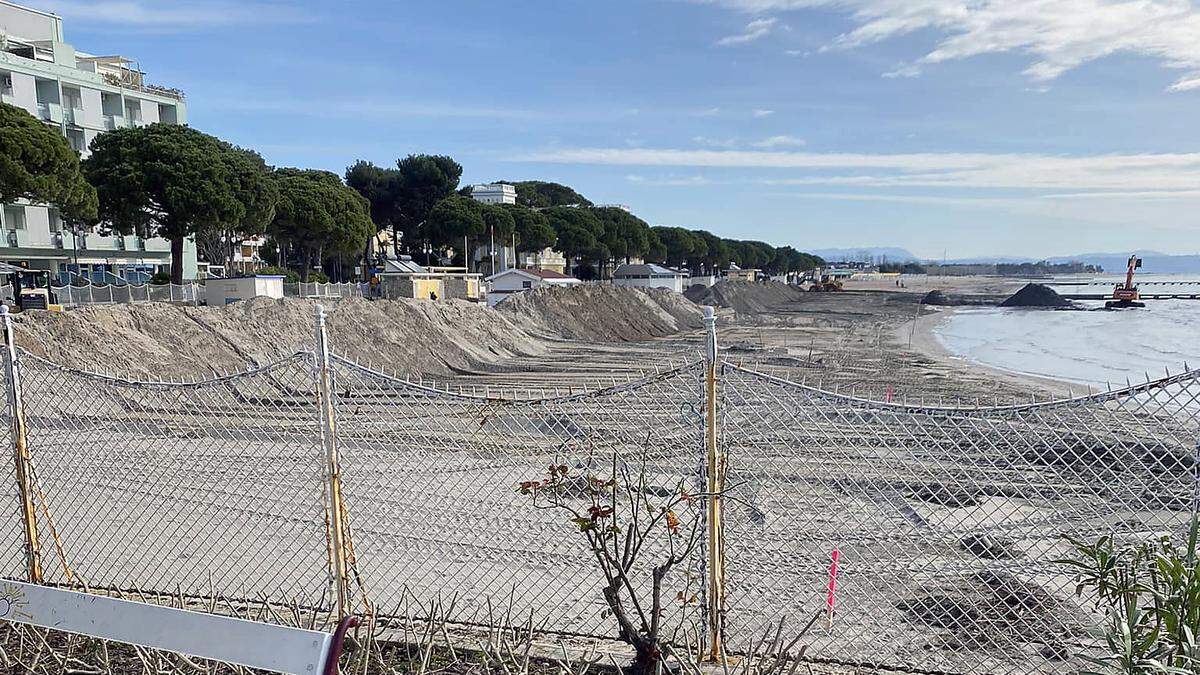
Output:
[
  {"xmin": 0, "ymin": 307, "xmax": 1197, "ymax": 673},
  {"xmin": 329, "ymin": 356, "xmax": 708, "ymax": 636},
  {"xmin": 719, "ymin": 362, "xmax": 1200, "ymax": 674},
  {"xmin": 13, "ymin": 352, "xmax": 332, "ymax": 607}
]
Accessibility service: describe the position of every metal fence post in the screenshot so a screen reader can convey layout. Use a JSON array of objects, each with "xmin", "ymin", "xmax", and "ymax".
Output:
[
  {"xmin": 2, "ymin": 306, "xmax": 42, "ymax": 583},
  {"xmin": 314, "ymin": 305, "xmax": 351, "ymax": 618},
  {"xmin": 703, "ymin": 305, "xmax": 725, "ymax": 660}
]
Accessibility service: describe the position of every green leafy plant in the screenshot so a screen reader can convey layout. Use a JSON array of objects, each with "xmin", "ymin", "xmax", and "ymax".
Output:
[{"xmin": 1059, "ymin": 516, "xmax": 1200, "ymax": 673}]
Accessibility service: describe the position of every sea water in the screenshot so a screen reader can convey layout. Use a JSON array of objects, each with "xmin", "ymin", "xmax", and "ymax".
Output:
[{"xmin": 933, "ymin": 277, "xmax": 1200, "ymax": 387}]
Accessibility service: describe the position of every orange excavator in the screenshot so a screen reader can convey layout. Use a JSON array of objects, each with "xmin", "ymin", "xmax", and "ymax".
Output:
[{"xmin": 1106, "ymin": 254, "xmax": 1145, "ymax": 309}]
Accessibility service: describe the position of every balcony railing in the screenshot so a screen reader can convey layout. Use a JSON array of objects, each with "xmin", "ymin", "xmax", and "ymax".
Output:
[
  {"xmin": 102, "ymin": 115, "xmax": 122, "ymax": 130},
  {"xmin": 5, "ymin": 230, "xmax": 17, "ymax": 247},
  {"xmin": 52, "ymin": 232, "xmax": 63, "ymax": 249}
]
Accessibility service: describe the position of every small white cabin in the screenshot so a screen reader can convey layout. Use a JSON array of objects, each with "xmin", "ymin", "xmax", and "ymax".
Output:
[
  {"xmin": 612, "ymin": 264, "xmax": 688, "ymax": 293},
  {"xmin": 204, "ymin": 275, "xmax": 284, "ymax": 306}
]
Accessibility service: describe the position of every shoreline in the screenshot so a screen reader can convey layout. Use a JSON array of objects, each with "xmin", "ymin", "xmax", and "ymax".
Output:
[{"xmin": 897, "ymin": 304, "xmax": 1086, "ymax": 398}]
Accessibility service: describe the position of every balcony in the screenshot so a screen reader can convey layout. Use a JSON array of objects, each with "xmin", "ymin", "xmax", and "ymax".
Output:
[
  {"xmin": 102, "ymin": 114, "xmax": 123, "ymax": 130},
  {"xmin": 36, "ymin": 101, "xmax": 62, "ymax": 124},
  {"xmin": 52, "ymin": 232, "xmax": 63, "ymax": 249},
  {"xmin": 63, "ymin": 107, "xmax": 84, "ymax": 126},
  {"xmin": 5, "ymin": 230, "xmax": 16, "ymax": 248}
]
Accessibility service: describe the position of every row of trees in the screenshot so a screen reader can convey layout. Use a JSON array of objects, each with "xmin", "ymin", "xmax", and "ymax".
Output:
[
  {"xmin": 2, "ymin": 104, "xmax": 373, "ymax": 283},
  {"xmin": 2, "ymin": 101, "xmax": 822, "ymax": 284}
]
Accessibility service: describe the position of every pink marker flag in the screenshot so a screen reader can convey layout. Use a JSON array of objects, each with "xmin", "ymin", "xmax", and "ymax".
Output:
[
  {"xmin": 825, "ymin": 546, "xmax": 840, "ymax": 629},
  {"xmin": 885, "ymin": 386, "xmax": 894, "ymax": 403}
]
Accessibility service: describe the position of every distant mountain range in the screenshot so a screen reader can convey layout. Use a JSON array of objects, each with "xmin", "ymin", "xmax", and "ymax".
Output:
[
  {"xmin": 813, "ymin": 247, "xmax": 1200, "ymax": 275},
  {"xmin": 811, "ymin": 247, "xmax": 919, "ymax": 263}
]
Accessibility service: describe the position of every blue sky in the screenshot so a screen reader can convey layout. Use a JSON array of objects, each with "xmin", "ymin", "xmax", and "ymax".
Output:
[{"xmin": 38, "ymin": 0, "xmax": 1200, "ymax": 259}]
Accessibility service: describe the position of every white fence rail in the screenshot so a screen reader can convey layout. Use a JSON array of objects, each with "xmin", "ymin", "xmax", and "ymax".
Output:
[
  {"xmin": 50, "ymin": 282, "xmax": 202, "ymax": 307},
  {"xmin": 282, "ymin": 282, "xmax": 365, "ymax": 299}
]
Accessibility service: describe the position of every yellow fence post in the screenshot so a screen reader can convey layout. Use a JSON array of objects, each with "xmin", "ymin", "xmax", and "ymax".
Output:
[
  {"xmin": 703, "ymin": 305, "xmax": 725, "ymax": 661},
  {"xmin": 314, "ymin": 304, "xmax": 350, "ymax": 618},
  {"xmin": 2, "ymin": 306, "xmax": 42, "ymax": 583}
]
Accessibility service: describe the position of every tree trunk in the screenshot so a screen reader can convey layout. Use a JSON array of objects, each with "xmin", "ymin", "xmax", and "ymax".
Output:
[
  {"xmin": 170, "ymin": 236, "xmax": 185, "ymax": 285},
  {"xmin": 300, "ymin": 248, "xmax": 312, "ymax": 282}
]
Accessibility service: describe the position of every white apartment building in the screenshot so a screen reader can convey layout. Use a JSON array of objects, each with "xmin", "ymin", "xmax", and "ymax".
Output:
[
  {"xmin": 469, "ymin": 183, "xmax": 517, "ymax": 205},
  {"xmin": 0, "ymin": 0, "xmax": 195, "ymax": 283}
]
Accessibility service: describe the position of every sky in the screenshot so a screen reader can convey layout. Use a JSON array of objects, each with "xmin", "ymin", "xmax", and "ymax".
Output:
[{"xmin": 35, "ymin": 0, "xmax": 1200, "ymax": 260}]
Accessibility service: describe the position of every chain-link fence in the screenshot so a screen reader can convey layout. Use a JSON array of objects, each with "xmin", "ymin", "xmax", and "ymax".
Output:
[
  {"xmin": 0, "ymin": 304, "xmax": 1197, "ymax": 673},
  {"xmin": 719, "ymin": 363, "xmax": 1200, "ymax": 673}
]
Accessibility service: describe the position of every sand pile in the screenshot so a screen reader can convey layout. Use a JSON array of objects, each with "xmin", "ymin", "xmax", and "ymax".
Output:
[
  {"xmin": 999, "ymin": 284, "xmax": 1072, "ymax": 308},
  {"xmin": 497, "ymin": 284, "xmax": 704, "ymax": 341},
  {"xmin": 684, "ymin": 281, "xmax": 805, "ymax": 314},
  {"xmin": 12, "ymin": 286, "xmax": 706, "ymax": 379},
  {"xmin": 12, "ymin": 297, "xmax": 544, "ymax": 379}
]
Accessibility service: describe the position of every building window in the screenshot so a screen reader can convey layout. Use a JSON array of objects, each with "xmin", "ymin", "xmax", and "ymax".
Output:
[
  {"xmin": 63, "ymin": 88, "xmax": 82, "ymax": 111},
  {"xmin": 47, "ymin": 208, "xmax": 62, "ymax": 233},
  {"xmin": 3, "ymin": 206, "xmax": 26, "ymax": 231},
  {"xmin": 522, "ymin": 280, "xmax": 532, "ymax": 289},
  {"xmin": 1, "ymin": 73, "xmax": 11, "ymax": 96},
  {"xmin": 66, "ymin": 129, "xmax": 85, "ymax": 153},
  {"xmin": 124, "ymin": 100, "xmax": 142, "ymax": 123}
]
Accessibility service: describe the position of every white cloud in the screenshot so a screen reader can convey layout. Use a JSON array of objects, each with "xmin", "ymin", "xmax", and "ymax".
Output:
[
  {"xmin": 36, "ymin": 0, "xmax": 313, "ymax": 28},
  {"xmin": 693, "ymin": 135, "xmax": 740, "ymax": 148},
  {"xmin": 752, "ymin": 134, "xmax": 806, "ymax": 147},
  {"xmin": 625, "ymin": 174, "xmax": 713, "ymax": 186},
  {"xmin": 716, "ymin": 17, "xmax": 778, "ymax": 45},
  {"xmin": 688, "ymin": 0, "xmax": 1200, "ymax": 92},
  {"xmin": 205, "ymin": 96, "xmax": 556, "ymax": 121},
  {"xmin": 518, "ymin": 146, "xmax": 1200, "ymax": 191},
  {"xmin": 752, "ymin": 108, "xmax": 775, "ymax": 117}
]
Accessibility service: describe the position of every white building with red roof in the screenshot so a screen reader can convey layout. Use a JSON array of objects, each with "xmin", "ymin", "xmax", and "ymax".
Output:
[{"xmin": 485, "ymin": 267, "xmax": 581, "ymax": 307}]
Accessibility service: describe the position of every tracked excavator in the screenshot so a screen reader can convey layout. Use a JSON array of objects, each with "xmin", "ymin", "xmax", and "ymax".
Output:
[{"xmin": 1106, "ymin": 254, "xmax": 1145, "ymax": 309}]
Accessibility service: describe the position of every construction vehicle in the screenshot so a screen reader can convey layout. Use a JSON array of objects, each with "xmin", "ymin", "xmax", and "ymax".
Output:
[
  {"xmin": 0, "ymin": 262, "xmax": 58, "ymax": 312},
  {"xmin": 1106, "ymin": 254, "xmax": 1145, "ymax": 309},
  {"xmin": 804, "ymin": 270, "xmax": 844, "ymax": 292}
]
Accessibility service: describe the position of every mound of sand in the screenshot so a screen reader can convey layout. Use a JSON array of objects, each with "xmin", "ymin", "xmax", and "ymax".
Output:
[
  {"xmin": 12, "ymin": 297, "xmax": 544, "ymax": 379},
  {"xmin": 497, "ymin": 284, "xmax": 703, "ymax": 342},
  {"xmin": 684, "ymin": 281, "xmax": 805, "ymax": 314},
  {"xmin": 11, "ymin": 285, "xmax": 706, "ymax": 379},
  {"xmin": 999, "ymin": 284, "xmax": 1072, "ymax": 308}
]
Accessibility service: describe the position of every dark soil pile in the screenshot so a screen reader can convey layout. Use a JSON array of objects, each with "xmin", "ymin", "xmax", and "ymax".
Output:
[
  {"xmin": 921, "ymin": 290, "xmax": 952, "ymax": 305},
  {"xmin": 999, "ymin": 284, "xmax": 1072, "ymax": 308},
  {"xmin": 684, "ymin": 280, "xmax": 806, "ymax": 314}
]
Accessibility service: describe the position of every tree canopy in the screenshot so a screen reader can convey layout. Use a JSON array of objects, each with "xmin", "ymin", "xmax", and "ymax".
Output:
[
  {"xmin": 591, "ymin": 207, "xmax": 652, "ymax": 265},
  {"xmin": 506, "ymin": 180, "xmax": 592, "ymax": 208},
  {"xmin": 345, "ymin": 155, "xmax": 461, "ymax": 257},
  {"xmin": 345, "ymin": 160, "xmax": 403, "ymax": 253},
  {"xmin": 501, "ymin": 204, "xmax": 556, "ymax": 252},
  {"xmin": 0, "ymin": 102, "xmax": 97, "ymax": 222},
  {"xmin": 83, "ymin": 123, "xmax": 261, "ymax": 283},
  {"xmin": 543, "ymin": 206, "xmax": 605, "ymax": 274},
  {"xmin": 426, "ymin": 194, "xmax": 485, "ymax": 268},
  {"xmin": 396, "ymin": 154, "xmax": 462, "ymax": 251},
  {"xmin": 269, "ymin": 168, "xmax": 373, "ymax": 281},
  {"xmin": 196, "ymin": 147, "xmax": 279, "ymax": 274}
]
